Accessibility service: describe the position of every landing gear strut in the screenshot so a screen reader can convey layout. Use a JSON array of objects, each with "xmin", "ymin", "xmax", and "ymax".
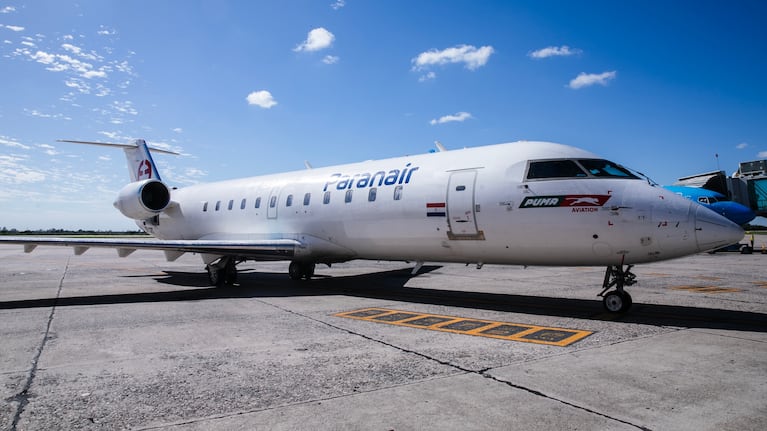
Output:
[
  {"xmin": 206, "ymin": 257, "xmax": 238, "ymax": 286},
  {"xmin": 288, "ymin": 261, "xmax": 315, "ymax": 280},
  {"xmin": 599, "ymin": 264, "xmax": 636, "ymax": 313}
]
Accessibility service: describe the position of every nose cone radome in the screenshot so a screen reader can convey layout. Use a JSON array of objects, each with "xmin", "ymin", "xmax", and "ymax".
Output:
[{"xmin": 694, "ymin": 205, "xmax": 745, "ymax": 252}]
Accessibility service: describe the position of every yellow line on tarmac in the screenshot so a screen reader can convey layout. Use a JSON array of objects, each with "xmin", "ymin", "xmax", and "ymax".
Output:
[{"xmin": 334, "ymin": 307, "xmax": 593, "ymax": 347}]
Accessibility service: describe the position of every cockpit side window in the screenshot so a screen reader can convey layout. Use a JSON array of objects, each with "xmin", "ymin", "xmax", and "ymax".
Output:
[
  {"xmin": 577, "ymin": 159, "xmax": 639, "ymax": 179},
  {"xmin": 526, "ymin": 160, "xmax": 588, "ymax": 180}
]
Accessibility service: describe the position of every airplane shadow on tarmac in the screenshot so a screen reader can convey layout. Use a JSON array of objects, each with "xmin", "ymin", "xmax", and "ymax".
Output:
[{"xmin": 1, "ymin": 266, "xmax": 765, "ymax": 333}]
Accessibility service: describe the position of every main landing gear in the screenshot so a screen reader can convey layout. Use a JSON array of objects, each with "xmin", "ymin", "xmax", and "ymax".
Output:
[
  {"xmin": 206, "ymin": 258, "xmax": 318, "ymax": 286},
  {"xmin": 288, "ymin": 261, "xmax": 315, "ymax": 280},
  {"xmin": 206, "ymin": 257, "xmax": 238, "ymax": 286},
  {"xmin": 599, "ymin": 264, "xmax": 636, "ymax": 313}
]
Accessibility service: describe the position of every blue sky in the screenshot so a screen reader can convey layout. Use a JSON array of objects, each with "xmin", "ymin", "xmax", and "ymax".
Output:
[{"xmin": 1, "ymin": 0, "xmax": 765, "ymax": 230}]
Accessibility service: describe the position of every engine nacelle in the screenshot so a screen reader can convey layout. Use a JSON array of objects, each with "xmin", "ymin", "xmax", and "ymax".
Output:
[{"xmin": 113, "ymin": 179, "xmax": 171, "ymax": 220}]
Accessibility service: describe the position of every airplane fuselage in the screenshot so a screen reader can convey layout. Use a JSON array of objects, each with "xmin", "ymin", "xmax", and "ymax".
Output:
[{"xmin": 146, "ymin": 141, "xmax": 739, "ymax": 266}]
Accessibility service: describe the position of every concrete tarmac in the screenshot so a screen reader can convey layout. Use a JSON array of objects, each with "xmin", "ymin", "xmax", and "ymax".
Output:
[{"xmin": 0, "ymin": 244, "xmax": 765, "ymax": 430}]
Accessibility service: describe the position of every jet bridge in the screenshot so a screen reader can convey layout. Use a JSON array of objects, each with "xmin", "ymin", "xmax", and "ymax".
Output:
[{"xmin": 674, "ymin": 159, "xmax": 767, "ymax": 219}]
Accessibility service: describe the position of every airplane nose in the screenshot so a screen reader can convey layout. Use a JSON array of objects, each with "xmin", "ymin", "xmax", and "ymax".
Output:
[{"xmin": 694, "ymin": 205, "xmax": 745, "ymax": 252}]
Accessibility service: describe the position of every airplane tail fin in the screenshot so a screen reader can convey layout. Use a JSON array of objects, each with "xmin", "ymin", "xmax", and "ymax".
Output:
[{"xmin": 58, "ymin": 139, "xmax": 178, "ymax": 182}]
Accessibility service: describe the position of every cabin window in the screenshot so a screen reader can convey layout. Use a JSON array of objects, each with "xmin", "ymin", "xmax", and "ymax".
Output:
[
  {"xmin": 345, "ymin": 189, "xmax": 353, "ymax": 203},
  {"xmin": 269, "ymin": 196, "xmax": 277, "ymax": 208},
  {"xmin": 577, "ymin": 159, "xmax": 638, "ymax": 179},
  {"xmin": 202, "ymin": 202, "xmax": 208, "ymax": 212},
  {"xmin": 255, "ymin": 197, "xmax": 261, "ymax": 209},
  {"xmin": 303, "ymin": 193, "xmax": 311, "ymax": 206},
  {"xmin": 393, "ymin": 185, "xmax": 403, "ymax": 200},
  {"xmin": 286, "ymin": 194, "xmax": 293, "ymax": 207},
  {"xmin": 215, "ymin": 201, "xmax": 221, "ymax": 211},
  {"xmin": 527, "ymin": 160, "xmax": 587, "ymax": 179},
  {"xmin": 240, "ymin": 198, "xmax": 247, "ymax": 210},
  {"xmin": 323, "ymin": 191, "xmax": 331, "ymax": 204},
  {"xmin": 228, "ymin": 199, "xmax": 234, "ymax": 210},
  {"xmin": 368, "ymin": 188, "xmax": 377, "ymax": 202},
  {"xmin": 455, "ymin": 185, "xmax": 466, "ymax": 191}
]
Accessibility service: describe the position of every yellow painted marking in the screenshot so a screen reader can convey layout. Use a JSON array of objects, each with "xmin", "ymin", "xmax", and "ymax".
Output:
[
  {"xmin": 670, "ymin": 285, "xmax": 742, "ymax": 294},
  {"xmin": 334, "ymin": 308, "xmax": 593, "ymax": 347},
  {"xmin": 692, "ymin": 275, "xmax": 723, "ymax": 281}
]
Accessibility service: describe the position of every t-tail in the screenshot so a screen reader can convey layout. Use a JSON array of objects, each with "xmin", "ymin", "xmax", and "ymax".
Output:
[
  {"xmin": 59, "ymin": 139, "xmax": 177, "ymax": 182},
  {"xmin": 59, "ymin": 139, "xmax": 178, "ymax": 222}
]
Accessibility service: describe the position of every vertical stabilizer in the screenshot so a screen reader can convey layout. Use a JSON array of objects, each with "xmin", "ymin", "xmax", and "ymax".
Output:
[{"xmin": 125, "ymin": 139, "xmax": 163, "ymax": 182}]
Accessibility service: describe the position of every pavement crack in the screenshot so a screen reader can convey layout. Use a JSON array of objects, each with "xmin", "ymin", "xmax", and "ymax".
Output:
[
  {"xmin": 7, "ymin": 258, "xmax": 69, "ymax": 431},
  {"xmin": 479, "ymin": 372, "xmax": 653, "ymax": 431},
  {"xmin": 257, "ymin": 299, "xmax": 653, "ymax": 431}
]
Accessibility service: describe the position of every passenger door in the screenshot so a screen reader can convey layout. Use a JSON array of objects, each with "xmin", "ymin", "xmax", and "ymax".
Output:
[{"xmin": 446, "ymin": 170, "xmax": 484, "ymax": 240}]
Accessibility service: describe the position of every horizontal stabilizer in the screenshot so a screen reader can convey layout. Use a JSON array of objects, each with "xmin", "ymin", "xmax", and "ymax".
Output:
[{"xmin": 58, "ymin": 140, "xmax": 180, "ymax": 155}]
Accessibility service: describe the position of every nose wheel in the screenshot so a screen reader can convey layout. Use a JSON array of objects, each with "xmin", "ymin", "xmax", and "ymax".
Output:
[
  {"xmin": 602, "ymin": 289, "xmax": 633, "ymax": 313},
  {"xmin": 599, "ymin": 264, "xmax": 636, "ymax": 313}
]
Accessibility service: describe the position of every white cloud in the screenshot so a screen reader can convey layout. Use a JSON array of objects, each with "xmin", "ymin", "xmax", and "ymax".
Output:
[
  {"xmin": 112, "ymin": 100, "xmax": 138, "ymax": 115},
  {"xmin": 294, "ymin": 27, "xmax": 335, "ymax": 52},
  {"xmin": 172, "ymin": 128, "xmax": 183, "ymax": 133},
  {"xmin": 330, "ymin": 0, "xmax": 345, "ymax": 10},
  {"xmin": 4, "ymin": 25, "xmax": 24, "ymax": 32},
  {"xmin": 412, "ymin": 44, "xmax": 494, "ymax": 73},
  {"xmin": 97, "ymin": 26, "xmax": 116, "ymax": 36},
  {"xmin": 27, "ymin": 49, "xmax": 108, "ymax": 79},
  {"xmin": 418, "ymin": 71, "xmax": 436, "ymax": 82},
  {"xmin": 568, "ymin": 71, "xmax": 617, "ymax": 89},
  {"xmin": 429, "ymin": 112, "xmax": 473, "ymax": 125},
  {"xmin": 0, "ymin": 155, "xmax": 46, "ymax": 184},
  {"xmin": 736, "ymin": 142, "xmax": 748, "ymax": 150},
  {"xmin": 25, "ymin": 109, "xmax": 72, "ymax": 120},
  {"xmin": 758, "ymin": 151, "xmax": 767, "ymax": 158},
  {"xmin": 246, "ymin": 90, "xmax": 278, "ymax": 108},
  {"xmin": 0, "ymin": 136, "xmax": 31, "ymax": 150},
  {"xmin": 1, "ymin": 6, "xmax": 17, "ymax": 13},
  {"xmin": 529, "ymin": 45, "xmax": 581, "ymax": 59},
  {"xmin": 322, "ymin": 55, "xmax": 339, "ymax": 64}
]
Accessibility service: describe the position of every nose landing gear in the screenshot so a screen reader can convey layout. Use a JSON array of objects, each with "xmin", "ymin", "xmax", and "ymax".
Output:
[{"xmin": 599, "ymin": 264, "xmax": 636, "ymax": 313}]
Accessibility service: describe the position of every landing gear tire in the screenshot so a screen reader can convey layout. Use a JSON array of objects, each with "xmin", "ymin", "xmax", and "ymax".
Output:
[
  {"xmin": 207, "ymin": 258, "xmax": 238, "ymax": 286},
  {"xmin": 224, "ymin": 259, "xmax": 238, "ymax": 285},
  {"xmin": 600, "ymin": 264, "xmax": 636, "ymax": 313},
  {"xmin": 289, "ymin": 261, "xmax": 315, "ymax": 280},
  {"xmin": 603, "ymin": 290, "xmax": 632, "ymax": 313},
  {"xmin": 207, "ymin": 265, "xmax": 225, "ymax": 287}
]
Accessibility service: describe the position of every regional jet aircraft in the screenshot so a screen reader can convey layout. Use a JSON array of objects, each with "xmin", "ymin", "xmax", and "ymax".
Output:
[
  {"xmin": 664, "ymin": 185, "xmax": 756, "ymax": 226},
  {"xmin": 0, "ymin": 139, "xmax": 744, "ymax": 313}
]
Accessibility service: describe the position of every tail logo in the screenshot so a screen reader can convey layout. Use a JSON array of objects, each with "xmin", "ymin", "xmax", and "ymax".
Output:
[{"xmin": 137, "ymin": 160, "xmax": 152, "ymax": 180}]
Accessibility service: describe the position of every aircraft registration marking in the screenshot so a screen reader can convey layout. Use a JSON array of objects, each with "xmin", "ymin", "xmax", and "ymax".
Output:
[{"xmin": 334, "ymin": 308, "xmax": 593, "ymax": 347}]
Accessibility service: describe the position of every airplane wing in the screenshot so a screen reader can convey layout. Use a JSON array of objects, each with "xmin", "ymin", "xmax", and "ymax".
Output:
[{"xmin": 0, "ymin": 237, "xmax": 300, "ymax": 261}]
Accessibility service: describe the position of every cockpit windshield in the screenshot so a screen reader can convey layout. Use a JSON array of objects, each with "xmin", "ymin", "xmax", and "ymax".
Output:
[
  {"xmin": 526, "ymin": 160, "xmax": 588, "ymax": 179},
  {"xmin": 525, "ymin": 158, "xmax": 640, "ymax": 181},
  {"xmin": 577, "ymin": 159, "xmax": 639, "ymax": 178}
]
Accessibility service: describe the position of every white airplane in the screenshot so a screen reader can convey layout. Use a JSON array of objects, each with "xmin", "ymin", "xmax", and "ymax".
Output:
[{"xmin": 0, "ymin": 139, "xmax": 744, "ymax": 313}]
